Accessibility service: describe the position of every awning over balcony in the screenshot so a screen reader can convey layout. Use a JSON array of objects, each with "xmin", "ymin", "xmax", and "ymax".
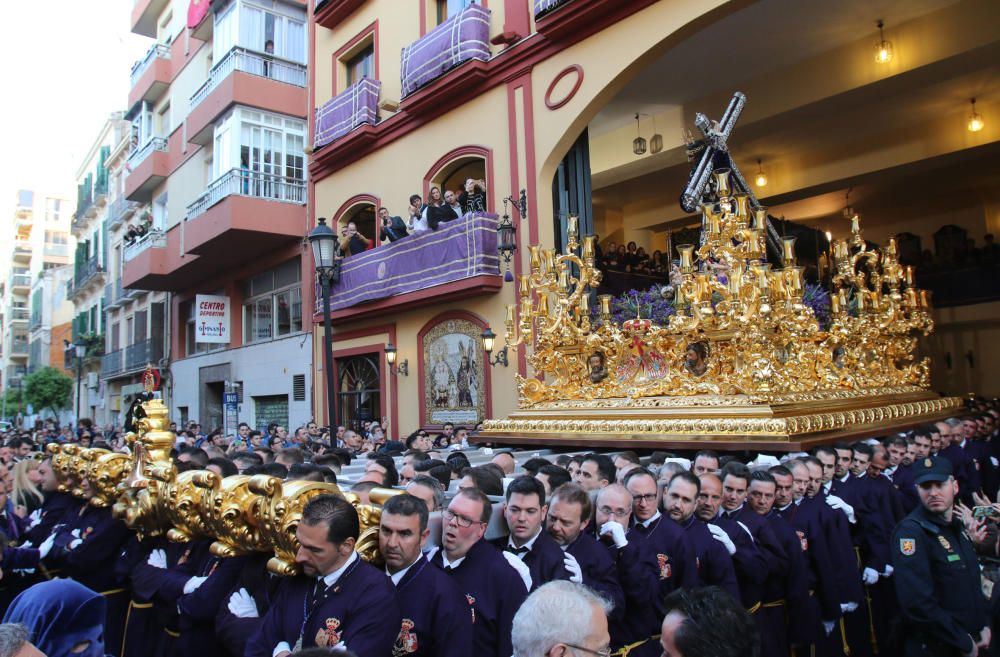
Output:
[
  {"xmin": 400, "ymin": 3, "xmax": 491, "ymax": 98},
  {"xmin": 314, "ymin": 78, "xmax": 381, "ymax": 149},
  {"xmin": 322, "ymin": 212, "xmax": 499, "ymax": 312}
]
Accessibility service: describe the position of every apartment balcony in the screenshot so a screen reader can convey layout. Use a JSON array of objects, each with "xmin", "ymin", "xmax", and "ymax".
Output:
[
  {"xmin": 185, "ymin": 168, "xmax": 306, "ymax": 259},
  {"xmin": 12, "ymin": 241, "xmax": 32, "ymax": 263},
  {"xmin": 122, "ymin": 227, "xmax": 182, "ymax": 291},
  {"xmin": 187, "ymin": 47, "xmax": 307, "ymax": 146},
  {"xmin": 108, "ymin": 197, "xmax": 142, "ymax": 230},
  {"xmin": 400, "ymin": 3, "xmax": 491, "ymax": 99},
  {"xmin": 9, "ymin": 336, "xmax": 29, "ymax": 358},
  {"xmin": 125, "ymin": 137, "xmax": 169, "ymax": 203},
  {"xmin": 100, "ymin": 349, "xmax": 123, "ymax": 377},
  {"xmin": 8, "ymin": 308, "xmax": 29, "ymax": 324},
  {"xmin": 129, "ymin": 43, "xmax": 171, "ymax": 110},
  {"xmin": 131, "ymin": 0, "xmax": 171, "ymax": 38},
  {"xmin": 103, "ymin": 338, "xmax": 164, "ymax": 379},
  {"xmin": 314, "ymin": 78, "xmax": 381, "ymax": 151},
  {"xmin": 15, "ymin": 205, "xmax": 32, "ymax": 228},
  {"xmin": 320, "ymin": 213, "xmax": 502, "ymax": 320},
  {"xmin": 9, "ymin": 274, "xmax": 31, "ymax": 294},
  {"xmin": 71, "ymin": 256, "xmax": 107, "ymax": 299},
  {"xmin": 43, "ymin": 243, "xmax": 70, "ymax": 259}
]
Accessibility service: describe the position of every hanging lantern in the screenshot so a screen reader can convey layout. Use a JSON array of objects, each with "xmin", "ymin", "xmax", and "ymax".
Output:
[{"xmin": 632, "ymin": 113, "xmax": 647, "ymax": 155}]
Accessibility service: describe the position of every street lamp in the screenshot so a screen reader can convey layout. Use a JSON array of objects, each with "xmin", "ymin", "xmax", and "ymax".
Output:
[
  {"xmin": 74, "ymin": 337, "xmax": 87, "ymax": 423},
  {"xmin": 308, "ymin": 217, "xmax": 342, "ymax": 429},
  {"xmin": 481, "ymin": 327, "xmax": 508, "ymax": 367}
]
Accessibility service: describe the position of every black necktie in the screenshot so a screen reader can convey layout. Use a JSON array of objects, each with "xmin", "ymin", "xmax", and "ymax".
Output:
[
  {"xmin": 310, "ymin": 578, "xmax": 328, "ymax": 611},
  {"xmin": 633, "ymin": 523, "xmax": 650, "ymax": 535},
  {"xmin": 505, "ymin": 545, "xmax": 529, "ymax": 555}
]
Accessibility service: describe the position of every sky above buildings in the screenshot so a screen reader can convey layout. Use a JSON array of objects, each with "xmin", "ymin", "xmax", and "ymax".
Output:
[{"xmin": 0, "ymin": 0, "xmax": 153, "ymax": 206}]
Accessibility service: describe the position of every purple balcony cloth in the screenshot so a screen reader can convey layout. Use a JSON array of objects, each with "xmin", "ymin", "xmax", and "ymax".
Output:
[
  {"xmin": 319, "ymin": 213, "xmax": 500, "ymax": 312},
  {"xmin": 400, "ymin": 3, "xmax": 491, "ymax": 98},
  {"xmin": 314, "ymin": 77, "xmax": 381, "ymax": 148}
]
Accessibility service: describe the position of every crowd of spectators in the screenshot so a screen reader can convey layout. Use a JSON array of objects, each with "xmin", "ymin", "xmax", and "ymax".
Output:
[{"xmin": 337, "ymin": 177, "xmax": 488, "ymax": 257}]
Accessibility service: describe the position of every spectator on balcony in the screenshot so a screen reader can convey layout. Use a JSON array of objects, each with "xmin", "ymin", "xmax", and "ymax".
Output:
[
  {"xmin": 459, "ymin": 178, "xmax": 487, "ymax": 214},
  {"xmin": 444, "ymin": 190, "xmax": 465, "ymax": 220},
  {"xmin": 407, "ymin": 194, "xmax": 428, "ymax": 233},
  {"xmin": 378, "ymin": 207, "xmax": 409, "ymax": 244},
  {"xmin": 623, "ymin": 241, "xmax": 639, "ymax": 271},
  {"xmin": 341, "ymin": 221, "xmax": 372, "ymax": 256},
  {"xmin": 263, "ymin": 39, "xmax": 274, "ymax": 78},
  {"xmin": 423, "ymin": 187, "xmax": 454, "ymax": 231},
  {"xmin": 601, "ymin": 241, "xmax": 617, "ymax": 268}
]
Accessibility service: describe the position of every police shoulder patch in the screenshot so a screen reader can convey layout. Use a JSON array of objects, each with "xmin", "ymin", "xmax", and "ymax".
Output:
[{"xmin": 900, "ymin": 538, "xmax": 916, "ymax": 555}]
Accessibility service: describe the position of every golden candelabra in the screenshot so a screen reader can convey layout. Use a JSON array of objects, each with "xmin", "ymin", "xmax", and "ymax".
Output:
[
  {"xmin": 49, "ymin": 396, "xmax": 399, "ymax": 574},
  {"xmin": 480, "ymin": 169, "xmax": 959, "ymax": 449}
]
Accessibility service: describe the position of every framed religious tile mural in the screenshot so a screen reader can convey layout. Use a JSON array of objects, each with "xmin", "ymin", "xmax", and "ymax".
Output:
[{"xmin": 421, "ymin": 317, "xmax": 487, "ymax": 426}]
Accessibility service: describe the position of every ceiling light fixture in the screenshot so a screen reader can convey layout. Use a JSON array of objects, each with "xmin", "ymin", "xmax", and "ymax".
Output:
[
  {"xmin": 754, "ymin": 159, "xmax": 767, "ymax": 187},
  {"xmin": 874, "ymin": 20, "xmax": 893, "ymax": 64},
  {"xmin": 632, "ymin": 113, "xmax": 647, "ymax": 155},
  {"xmin": 968, "ymin": 98, "xmax": 985, "ymax": 133},
  {"xmin": 650, "ymin": 115, "xmax": 663, "ymax": 154}
]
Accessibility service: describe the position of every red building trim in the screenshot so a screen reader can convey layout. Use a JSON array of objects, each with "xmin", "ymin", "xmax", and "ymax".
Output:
[
  {"xmin": 331, "ymin": 20, "xmax": 379, "ymax": 96},
  {"xmin": 330, "ymin": 193, "xmax": 381, "ymax": 226},
  {"xmin": 416, "ymin": 310, "xmax": 493, "ymax": 429},
  {"xmin": 544, "ymin": 64, "xmax": 584, "ymax": 110},
  {"xmin": 422, "ymin": 145, "xmax": 494, "ymax": 211},
  {"xmin": 314, "ymin": 0, "xmax": 366, "ymax": 30},
  {"xmin": 325, "ymin": 322, "xmax": 398, "ymax": 438},
  {"xmin": 505, "ymin": 75, "xmax": 526, "ymax": 378}
]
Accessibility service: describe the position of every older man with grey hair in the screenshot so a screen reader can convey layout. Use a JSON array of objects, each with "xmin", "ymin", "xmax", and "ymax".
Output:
[
  {"xmin": 0, "ymin": 624, "xmax": 43, "ymax": 657},
  {"xmin": 512, "ymin": 581, "xmax": 612, "ymax": 657}
]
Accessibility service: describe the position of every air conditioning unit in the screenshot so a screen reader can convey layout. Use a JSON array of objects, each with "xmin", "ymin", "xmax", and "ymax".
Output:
[{"xmin": 86, "ymin": 372, "xmax": 99, "ymax": 389}]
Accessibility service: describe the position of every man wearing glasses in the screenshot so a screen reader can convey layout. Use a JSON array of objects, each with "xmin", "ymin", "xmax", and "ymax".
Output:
[
  {"xmin": 616, "ymin": 469, "xmax": 698, "ymax": 657},
  {"xmin": 428, "ymin": 488, "xmax": 528, "ymax": 657},
  {"xmin": 511, "ymin": 580, "xmax": 612, "ymax": 657},
  {"xmin": 591, "ymin": 484, "xmax": 653, "ymax": 657}
]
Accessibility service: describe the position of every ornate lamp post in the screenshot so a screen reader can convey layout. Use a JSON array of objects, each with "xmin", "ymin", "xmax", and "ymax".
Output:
[{"xmin": 308, "ymin": 218, "xmax": 342, "ymax": 429}]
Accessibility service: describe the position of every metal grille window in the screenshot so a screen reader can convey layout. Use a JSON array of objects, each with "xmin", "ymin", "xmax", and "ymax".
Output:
[
  {"xmin": 292, "ymin": 374, "xmax": 305, "ymax": 401},
  {"xmin": 337, "ymin": 355, "xmax": 381, "ymax": 431}
]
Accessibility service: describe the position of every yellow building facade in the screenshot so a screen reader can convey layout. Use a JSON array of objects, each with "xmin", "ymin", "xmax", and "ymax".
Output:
[{"xmin": 309, "ymin": 0, "xmax": 1000, "ymax": 439}]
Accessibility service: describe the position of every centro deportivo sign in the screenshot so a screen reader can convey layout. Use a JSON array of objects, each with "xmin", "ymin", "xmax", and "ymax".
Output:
[{"xmin": 195, "ymin": 294, "xmax": 230, "ymax": 344}]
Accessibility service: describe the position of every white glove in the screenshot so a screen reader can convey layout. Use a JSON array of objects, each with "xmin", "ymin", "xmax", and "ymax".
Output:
[
  {"xmin": 823, "ymin": 620, "xmax": 836, "ymax": 636},
  {"xmin": 70, "ymin": 528, "xmax": 82, "ymax": 539},
  {"xmin": 501, "ymin": 551, "xmax": 533, "ymax": 591},
  {"xmin": 563, "ymin": 552, "xmax": 583, "ymax": 584},
  {"xmin": 68, "ymin": 538, "xmax": 83, "ymax": 550},
  {"xmin": 183, "ymin": 576, "xmax": 208, "ymax": 595},
  {"xmin": 599, "ymin": 521, "xmax": 628, "ymax": 549},
  {"xmin": 825, "ymin": 495, "xmax": 856, "ymax": 524},
  {"xmin": 227, "ymin": 588, "xmax": 258, "ymax": 618},
  {"xmin": 26, "ymin": 509, "xmax": 42, "ymax": 530},
  {"xmin": 862, "ymin": 567, "xmax": 879, "ymax": 585},
  {"xmin": 147, "ymin": 549, "xmax": 167, "ymax": 569},
  {"xmin": 841, "ymin": 602, "xmax": 858, "ymax": 613},
  {"xmin": 708, "ymin": 523, "xmax": 737, "ymax": 556},
  {"xmin": 38, "ymin": 534, "xmax": 56, "ymax": 560},
  {"xmin": 881, "ymin": 565, "xmax": 893, "ymax": 578},
  {"xmin": 332, "ymin": 642, "xmax": 347, "ymax": 652}
]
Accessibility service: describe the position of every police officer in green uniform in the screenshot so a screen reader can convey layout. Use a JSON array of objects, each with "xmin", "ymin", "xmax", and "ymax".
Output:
[{"xmin": 890, "ymin": 456, "xmax": 991, "ymax": 656}]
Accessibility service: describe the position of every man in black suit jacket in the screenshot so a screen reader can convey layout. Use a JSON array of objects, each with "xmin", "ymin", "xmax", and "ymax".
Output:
[{"xmin": 378, "ymin": 206, "xmax": 409, "ymax": 243}]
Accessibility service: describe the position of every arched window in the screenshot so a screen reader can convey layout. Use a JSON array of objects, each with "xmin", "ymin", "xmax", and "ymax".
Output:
[
  {"xmin": 337, "ymin": 354, "xmax": 381, "ymax": 431},
  {"xmin": 332, "ymin": 193, "xmax": 380, "ymax": 254},
  {"xmin": 424, "ymin": 146, "xmax": 493, "ymax": 213}
]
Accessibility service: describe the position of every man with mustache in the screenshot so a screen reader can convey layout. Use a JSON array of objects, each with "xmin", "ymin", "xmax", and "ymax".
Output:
[{"xmin": 379, "ymin": 493, "xmax": 472, "ymax": 657}]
